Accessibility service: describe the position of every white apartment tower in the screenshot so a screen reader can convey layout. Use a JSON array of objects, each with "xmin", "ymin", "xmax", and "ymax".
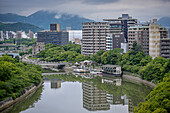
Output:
[{"xmin": 149, "ymin": 19, "xmax": 160, "ymax": 59}]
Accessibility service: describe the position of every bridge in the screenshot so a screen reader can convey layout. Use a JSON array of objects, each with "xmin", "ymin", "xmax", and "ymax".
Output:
[
  {"xmin": 21, "ymin": 55, "xmax": 67, "ymax": 69},
  {"xmin": 42, "ymin": 72, "xmax": 67, "ymax": 76},
  {"xmin": 0, "ymin": 52, "xmax": 19, "ymax": 58}
]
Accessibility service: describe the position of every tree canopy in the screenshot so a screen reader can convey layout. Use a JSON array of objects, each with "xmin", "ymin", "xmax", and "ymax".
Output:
[{"xmin": 0, "ymin": 56, "xmax": 42, "ymax": 101}]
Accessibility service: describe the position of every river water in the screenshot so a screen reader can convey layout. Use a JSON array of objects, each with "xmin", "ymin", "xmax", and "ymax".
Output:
[{"xmin": 5, "ymin": 75, "xmax": 153, "ymax": 113}]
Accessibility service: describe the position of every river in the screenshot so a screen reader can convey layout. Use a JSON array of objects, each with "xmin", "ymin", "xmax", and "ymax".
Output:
[{"xmin": 5, "ymin": 74, "xmax": 153, "ymax": 113}]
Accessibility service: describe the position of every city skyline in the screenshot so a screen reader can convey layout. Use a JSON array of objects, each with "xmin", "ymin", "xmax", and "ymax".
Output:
[{"xmin": 0, "ymin": 0, "xmax": 170, "ymax": 21}]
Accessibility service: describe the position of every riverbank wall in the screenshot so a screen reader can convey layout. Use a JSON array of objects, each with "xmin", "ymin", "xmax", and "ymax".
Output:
[
  {"xmin": 123, "ymin": 74, "xmax": 156, "ymax": 88},
  {"xmin": 0, "ymin": 81, "xmax": 43, "ymax": 112}
]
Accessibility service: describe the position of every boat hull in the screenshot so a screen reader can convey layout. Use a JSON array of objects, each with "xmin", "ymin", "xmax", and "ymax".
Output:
[{"xmin": 102, "ymin": 72, "xmax": 123, "ymax": 77}]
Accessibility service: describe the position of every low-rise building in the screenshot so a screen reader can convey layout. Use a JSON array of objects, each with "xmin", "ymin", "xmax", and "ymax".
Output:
[
  {"xmin": 121, "ymin": 43, "xmax": 128, "ymax": 53},
  {"xmin": 74, "ymin": 38, "xmax": 81, "ymax": 45},
  {"xmin": 32, "ymin": 42, "xmax": 45, "ymax": 57}
]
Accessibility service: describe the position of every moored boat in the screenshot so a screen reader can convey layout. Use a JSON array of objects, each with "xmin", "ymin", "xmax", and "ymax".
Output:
[{"xmin": 101, "ymin": 65, "xmax": 123, "ymax": 77}]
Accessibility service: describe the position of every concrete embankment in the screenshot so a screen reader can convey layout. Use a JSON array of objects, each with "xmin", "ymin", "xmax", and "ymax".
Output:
[
  {"xmin": 123, "ymin": 74, "xmax": 156, "ymax": 88},
  {"xmin": 0, "ymin": 81, "xmax": 43, "ymax": 112}
]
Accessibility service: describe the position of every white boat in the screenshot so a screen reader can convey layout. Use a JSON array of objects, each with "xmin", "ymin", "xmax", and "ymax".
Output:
[{"xmin": 73, "ymin": 69, "xmax": 90, "ymax": 73}]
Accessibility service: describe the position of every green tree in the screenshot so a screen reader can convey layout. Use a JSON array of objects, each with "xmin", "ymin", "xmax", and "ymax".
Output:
[
  {"xmin": 134, "ymin": 74, "xmax": 170, "ymax": 113},
  {"xmin": 101, "ymin": 49, "xmax": 123, "ymax": 65}
]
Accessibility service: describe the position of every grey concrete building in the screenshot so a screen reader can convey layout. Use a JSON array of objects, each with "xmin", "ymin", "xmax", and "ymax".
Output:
[
  {"xmin": 37, "ymin": 24, "xmax": 68, "ymax": 46},
  {"xmin": 32, "ymin": 42, "xmax": 45, "ymax": 57},
  {"xmin": 104, "ymin": 14, "xmax": 137, "ymax": 42},
  {"xmin": 37, "ymin": 30, "xmax": 69, "ymax": 45},
  {"xmin": 160, "ymin": 38, "xmax": 170, "ymax": 59},
  {"xmin": 82, "ymin": 22, "xmax": 109, "ymax": 55}
]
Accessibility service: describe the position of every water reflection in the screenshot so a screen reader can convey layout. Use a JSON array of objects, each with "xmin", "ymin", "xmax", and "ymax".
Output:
[
  {"xmin": 51, "ymin": 79, "xmax": 61, "ymax": 89},
  {"xmin": 82, "ymin": 82, "xmax": 110, "ymax": 111},
  {"xmin": 4, "ymin": 86, "xmax": 43, "ymax": 113},
  {"xmin": 3, "ymin": 74, "xmax": 153, "ymax": 113},
  {"xmin": 102, "ymin": 76, "xmax": 122, "ymax": 86},
  {"xmin": 82, "ymin": 76, "xmax": 134, "ymax": 113}
]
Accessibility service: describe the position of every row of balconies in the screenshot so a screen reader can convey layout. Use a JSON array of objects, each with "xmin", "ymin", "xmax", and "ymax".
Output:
[
  {"xmin": 161, "ymin": 50, "xmax": 170, "ymax": 53},
  {"xmin": 161, "ymin": 54, "xmax": 170, "ymax": 57},
  {"xmin": 161, "ymin": 46, "xmax": 170, "ymax": 49}
]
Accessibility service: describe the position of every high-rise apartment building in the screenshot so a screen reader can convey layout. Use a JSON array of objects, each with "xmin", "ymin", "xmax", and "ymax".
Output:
[
  {"xmin": 149, "ymin": 19, "xmax": 161, "ymax": 59},
  {"xmin": 82, "ymin": 22, "xmax": 109, "ymax": 55},
  {"xmin": 168, "ymin": 28, "xmax": 170, "ymax": 38},
  {"xmin": 104, "ymin": 14, "xmax": 137, "ymax": 42},
  {"xmin": 37, "ymin": 24, "xmax": 69, "ymax": 46},
  {"xmin": 128, "ymin": 19, "xmax": 168, "ymax": 58},
  {"xmin": 128, "ymin": 26, "xmax": 150, "ymax": 55},
  {"xmin": 50, "ymin": 23, "xmax": 60, "ymax": 31},
  {"xmin": 160, "ymin": 38, "xmax": 170, "ymax": 59}
]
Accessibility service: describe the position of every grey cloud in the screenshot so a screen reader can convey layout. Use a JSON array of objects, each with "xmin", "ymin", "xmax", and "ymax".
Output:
[
  {"xmin": 0, "ymin": 0, "xmax": 170, "ymax": 21},
  {"xmin": 82, "ymin": 0, "xmax": 119, "ymax": 4}
]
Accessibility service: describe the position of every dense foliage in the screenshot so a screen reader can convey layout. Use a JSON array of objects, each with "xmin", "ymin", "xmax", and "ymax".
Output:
[
  {"xmin": 37, "ymin": 42, "xmax": 169, "ymax": 84},
  {"xmin": 0, "ymin": 22, "xmax": 43, "ymax": 33},
  {"xmin": 89, "ymin": 42, "xmax": 169, "ymax": 84},
  {"xmin": 0, "ymin": 38, "xmax": 37, "ymax": 46},
  {"xmin": 36, "ymin": 42, "xmax": 88, "ymax": 62},
  {"xmin": 0, "ymin": 56, "xmax": 42, "ymax": 101},
  {"xmin": 134, "ymin": 73, "xmax": 170, "ymax": 113}
]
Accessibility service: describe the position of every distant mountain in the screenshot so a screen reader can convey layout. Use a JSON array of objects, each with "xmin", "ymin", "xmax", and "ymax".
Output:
[
  {"xmin": 158, "ymin": 17, "xmax": 170, "ymax": 28},
  {"xmin": 0, "ymin": 22, "xmax": 43, "ymax": 33},
  {"xmin": 0, "ymin": 10, "xmax": 94, "ymax": 30}
]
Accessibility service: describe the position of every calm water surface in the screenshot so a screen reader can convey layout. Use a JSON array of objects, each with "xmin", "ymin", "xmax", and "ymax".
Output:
[{"xmin": 6, "ymin": 75, "xmax": 153, "ymax": 113}]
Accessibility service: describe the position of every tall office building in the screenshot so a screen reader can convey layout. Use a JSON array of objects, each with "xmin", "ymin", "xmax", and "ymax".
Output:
[
  {"xmin": 128, "ymin": 19, "xmax": 168, "ymax": 58},
  {"xmin": 82, "ymin": 22, "xmax": 109, "ymax": 55},
  {"xmin": 104, "ymin": 14, "xmax": 137, "ymax": 42},
  {"xmin": 37, "ymin": 24, "xmax": 69, "ymax": 45},
  {"xmin": 50, "ymin": 23, "xmax": 60, "ymax": 31}
]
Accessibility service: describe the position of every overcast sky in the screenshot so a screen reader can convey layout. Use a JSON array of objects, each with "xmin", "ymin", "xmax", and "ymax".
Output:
[{"xmin": 0, "ymin": 0, "xmax": 170, "ymax": 21}]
